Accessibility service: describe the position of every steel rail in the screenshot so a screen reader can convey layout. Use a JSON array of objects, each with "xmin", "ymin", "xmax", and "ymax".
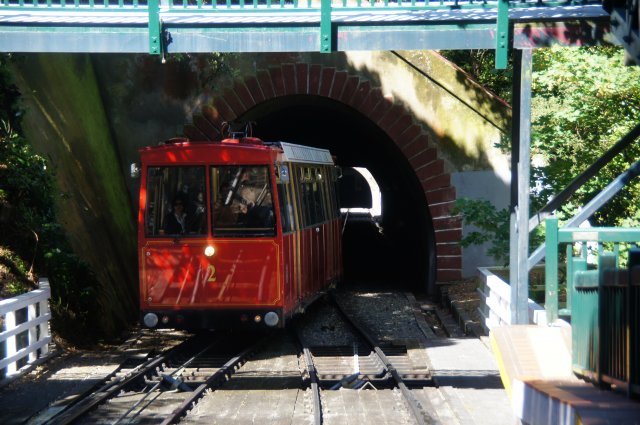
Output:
[
  {"xmin": 160, "ymin": 335, "xmax": 269, "ymax": 425},
  {"xmin": 113, "ymin": 340, "xmax": 219, "ymax": 424},
  {"xmin": 331, "ymin": 295, "xmax": 437, "ymax": 425},
  {"xmin": 44, "ymin": 336, "xmax": 200, "ymax": 425},
  {"xmin": 294, "ymin": 327, "xmax": 323, "ymax": 425}
]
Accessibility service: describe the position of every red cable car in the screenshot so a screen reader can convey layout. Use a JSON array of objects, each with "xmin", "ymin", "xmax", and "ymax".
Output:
[{"xmin": 137, "ymin": 133, "xmax": 342, "ymax": 329}]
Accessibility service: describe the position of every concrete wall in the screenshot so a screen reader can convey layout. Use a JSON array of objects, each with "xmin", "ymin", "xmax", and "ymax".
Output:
[
  {"xmin": 12, "ymin": 54, "xmax": 138, "ymax": 336},
  {"xmin": 452, "ymin": 171, "xmax": 511, "ymax": 275}
]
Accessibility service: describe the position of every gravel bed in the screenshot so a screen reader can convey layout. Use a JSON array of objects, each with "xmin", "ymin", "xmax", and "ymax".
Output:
[{"xmin": 335, "ymin": 291, "xmax": 429, "ymax": 343}]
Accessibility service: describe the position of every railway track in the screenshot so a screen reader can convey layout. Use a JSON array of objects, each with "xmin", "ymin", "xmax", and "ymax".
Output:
[
  {"xmin": 295, "ymin": 295, "xmax": 438, "ymax": 425},
  {"xmin": 37, "ymin": 292, "xmax": 461, "ymax": 424},
  {"xmin": 43, "ymin": 332, "xmax": 266, "ymax": 425}
]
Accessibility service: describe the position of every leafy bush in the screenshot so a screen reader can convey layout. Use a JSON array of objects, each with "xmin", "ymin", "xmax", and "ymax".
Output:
[{"xmin": 452, "ymin": 198, "xmax": 510, "ymax": 266}]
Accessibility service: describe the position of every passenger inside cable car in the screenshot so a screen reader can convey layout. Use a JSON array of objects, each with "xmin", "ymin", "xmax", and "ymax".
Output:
[{"xmin": 212, "ymin": 165, "xmax": 276, "ymax": 236}]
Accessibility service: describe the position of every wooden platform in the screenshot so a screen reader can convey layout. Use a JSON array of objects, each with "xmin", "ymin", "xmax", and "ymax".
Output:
[{"xmin": 490, "ymin": 325, "xmax": 640, "ymax": 425}]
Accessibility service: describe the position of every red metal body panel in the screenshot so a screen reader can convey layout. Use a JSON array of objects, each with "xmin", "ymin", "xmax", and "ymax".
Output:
[{"xmin": 141, "ymin": 239, "xmax": 281, "ymax": 308}]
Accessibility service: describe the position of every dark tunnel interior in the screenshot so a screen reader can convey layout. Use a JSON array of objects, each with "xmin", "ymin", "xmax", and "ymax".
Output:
[{"xmin": 242, "ymin": 95, "xmax": 436, "ymax": 294}]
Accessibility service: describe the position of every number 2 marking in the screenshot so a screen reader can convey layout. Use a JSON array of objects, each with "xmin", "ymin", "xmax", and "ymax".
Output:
[{"xmin": 207, "ymin": 264, "xmax": 217, "ymax": 282}]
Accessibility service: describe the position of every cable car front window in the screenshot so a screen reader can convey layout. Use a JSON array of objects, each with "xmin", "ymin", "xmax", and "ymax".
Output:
[
  {"xmin": 145, "ymin": 166, "xmax": 207, "ymax": 237},
  {"xmin": 211, "ymin": 165, "xmax": 276, "ymax": 237}
]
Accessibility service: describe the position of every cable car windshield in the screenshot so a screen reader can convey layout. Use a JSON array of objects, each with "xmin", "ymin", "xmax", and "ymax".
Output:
[
  {"xmin": 211, "ymin": 165, "xmax": 276, "ymax": 237},
  {"xmin": 145, "ymin": 166, "xmax": 207, "ymax": 237}
]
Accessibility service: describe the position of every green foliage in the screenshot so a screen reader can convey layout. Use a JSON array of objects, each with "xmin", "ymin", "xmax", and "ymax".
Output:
[
  {"xmin": 444, "ymin": 46, "xmax": 640, "ymax": 260},
  {"xmin": 531, "ymin": 46, "xmax": 640, "ymax": 227},
  {"xmin": 452, "ymin": 198, "xmax": 510, "ymax": 266},
  {"xmin": 0, "ymin": 55, "xmax": 20, "ymax": 133},
  {"xmin": 438, "ymin": 49, "xmax": 513, "ymax": 103},
  {"xmin": 0, "ymin": 247, "xmax": 34, "ymax": 297}
]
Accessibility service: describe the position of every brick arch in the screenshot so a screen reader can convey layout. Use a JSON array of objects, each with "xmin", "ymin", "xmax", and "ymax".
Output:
[{"xmin": 185, "ymin": 63, "xmax": 462, "ymax": 283}]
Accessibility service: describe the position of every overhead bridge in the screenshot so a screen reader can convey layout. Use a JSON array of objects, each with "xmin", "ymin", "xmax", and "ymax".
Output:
[{"xmin": 0, "ymin": 0, "xmax": 616, "ymax": 68}]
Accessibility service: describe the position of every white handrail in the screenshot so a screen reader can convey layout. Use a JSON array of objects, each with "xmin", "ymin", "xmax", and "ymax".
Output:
[
  {"xmin": 1, "ymin": 278, "xmax": 52, "ymax": 377},
  {"xmin": 477, "ymin": 267, "xmax": 563, "ymax": 331}
]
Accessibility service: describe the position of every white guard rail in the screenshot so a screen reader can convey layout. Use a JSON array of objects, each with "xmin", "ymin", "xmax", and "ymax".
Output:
[
  {"xmin": 477, "ymin": 267, "xmax": 551, "ymax": 332},
  {"xmin": 1, "ymin": 278, "xmax": 52, "ymax": 377}
]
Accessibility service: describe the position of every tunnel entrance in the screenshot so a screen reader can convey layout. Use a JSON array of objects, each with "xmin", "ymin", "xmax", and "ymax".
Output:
[{"xmin": 242, "ymin": 95, "xmax": 436, "ymax": 294}]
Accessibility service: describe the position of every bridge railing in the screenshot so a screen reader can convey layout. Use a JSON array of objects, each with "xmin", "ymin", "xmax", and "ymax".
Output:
[
  {"xmin": 0, "ymin": 0, "xmax": 596, "ymax": 9},
  {"xmin": 0, "ymin": 0, "xmax": 603, "ymax": 65},
  {"xmin": 0, "ymin": 278, "xmax": 52, "ymax": 380}
]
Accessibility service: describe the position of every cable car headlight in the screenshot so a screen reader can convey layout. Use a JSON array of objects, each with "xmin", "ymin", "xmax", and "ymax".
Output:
[
  {"xmin": 143, "ymin": 313, "xmax": 158, "ymax": 328},
  {"xmin": 204, "ymin": 245, "xmax": 215, "ymax": 257},
  {"xmin": 264, "ymin": 312, "xmax": 279, "ymax": 327}
]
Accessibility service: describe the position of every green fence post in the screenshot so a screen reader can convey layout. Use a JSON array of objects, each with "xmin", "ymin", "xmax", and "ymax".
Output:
[
  {"xmin": 148, "ymin": 0, "xmax": 161, "ymax": 55},
  {"xmin": 598, "ymin": 253, "xmax": 617, "ymax": 388},
  {"xmin": 628, "ymin": 248, "xmax": 640, "ymax": 397},
  {"xmin": 545, "ymin": 217, "xmax": 559, "ymax": 324}
]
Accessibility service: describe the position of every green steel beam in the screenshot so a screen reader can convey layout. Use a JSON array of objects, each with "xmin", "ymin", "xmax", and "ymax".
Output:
[
  {"xmin": 495, "ymin": 0, "xmax": 509, "ymax": 69},
  {"xmin": 320, "ymin": 0, "xmax": 332, "ymax": 53},
  {"xmin": 148, "ymin": 0, "xmax": 161, "ymax": 55}
]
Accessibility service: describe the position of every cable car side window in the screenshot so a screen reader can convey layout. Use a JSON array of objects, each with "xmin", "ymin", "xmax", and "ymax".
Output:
[
  {"xmin": 145, "ymin": 166, "xmax": 207, "ymax": 237},
  {"xmin": 211, "ymin": 165, "xmax": 276, "ymax": 237},
  {"xmin": 276, "ymin": 164, "xmax": 295, "ymax": 234}
]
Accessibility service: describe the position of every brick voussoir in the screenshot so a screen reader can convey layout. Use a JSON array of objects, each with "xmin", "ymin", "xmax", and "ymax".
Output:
[
  {"xmin": 223, "ymin": 88, "xmax": 245, "ymax": 116},
  {"xmin": 436, "ymin": 269, "xmax": 463, "ymax": 282},
  {"xmin": 416, "ymin": 161, "xmax": 445, "ymax": 181},
  {"xmin": 432, "ymin": 216, "xmax": 462, "ymax": 231},
  {"xmin": 282, "ymin": 63, "xmax": 297, "ymax": 95},
  {"xmin": 340, "ymin": 76, "xmax": 360, "ymax": 104},
  {"xmin": 319, "ymin": 67, "xmax": 336, "ymax": 97},
  {"xmin": 425, "ymin": 186, "xmax": 456, "ymax": 204},
  {"xmin": 377, "ymin": 104, "xmax": 404, "ymax": 129},
  {"xmin": 244, "ymin": 75, "xmax": 265, "ymax": 104},
  {"xmin": 308, "ymin": 64, "xmax": 322, "ymax": 95},
  {"xmin": 387, "ymin": 115, "xmax": 414, "ymax": 141},
  {"xmin": 434, "ymin": 228, "xmax": 462, "ymax": 243},
  {"xmin": 401, "ymin": 134, "xmax": 430, "ymax": 157},
  {"xmin": 233, "ymin": 81, "xmax": 255, "ymax": 109},
  {"xmin": 436, "ymin": 243, "xmax": 461, "ymax": 256},
  {"xmin": 350, "ymin": 80, "xmax": 371, "ymax": 109},
  {"xmin": 429, "ymin": 200, "xmax": 455, "ymax": 218},
  {"xmin": 213, "ymin": 98, "xmax": 236, "ymax": 122},
  {"xmin": 329, "ymin": 71, "xmax": 348, "ymax": 100},
  {"xmin": 256, "ymin": 69, "xmax": 276, "ymax": 99},
  {"xmin": 369, "ymin": 95, "xmax": 393, "ymax": 123},
  {"xmin": 437, "ymin": 256, "xmax": 462, "ymax": 269},
  {"xmin": 268, "ymin": 67, "xmax": 286, "ymax": 97},
  {"xmin": 409, "ymin": 148, "xmax": 437, "ymax": 167},
  {"xmin": 422, "ymin": 174, "xmax": 451, "ymax": 191},
  {"xmin": 296, "ymin": 63, "xmax": 309, "ymax": 94},
  {"xmin": 397, "ymin": 125, "xmax": 422, "ymax": 145},
  {"xmin": 201, "ymin": 105, "xmax": 224, "ymax": 129},
  {"xmin": 360, "ymin": 88, "xmax": 383, "ymax": 119}
]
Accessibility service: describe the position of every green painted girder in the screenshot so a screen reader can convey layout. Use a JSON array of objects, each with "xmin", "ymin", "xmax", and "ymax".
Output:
[{"xmin": 0, "ymin": 1, "xmax": 611, "ymax": 64}]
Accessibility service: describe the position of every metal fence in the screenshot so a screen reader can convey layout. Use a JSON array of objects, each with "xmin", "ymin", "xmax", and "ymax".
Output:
[
  {"xmin": 545, "ymin": 216, "xmax": 640, "ymax": 396},
  {"xmin": 571, "ymin": 249, "xmax": 640, "ymax": 396},
  {"xmin": 0, "ymin": 278, "xmax": 52, "ymax": 380}
]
